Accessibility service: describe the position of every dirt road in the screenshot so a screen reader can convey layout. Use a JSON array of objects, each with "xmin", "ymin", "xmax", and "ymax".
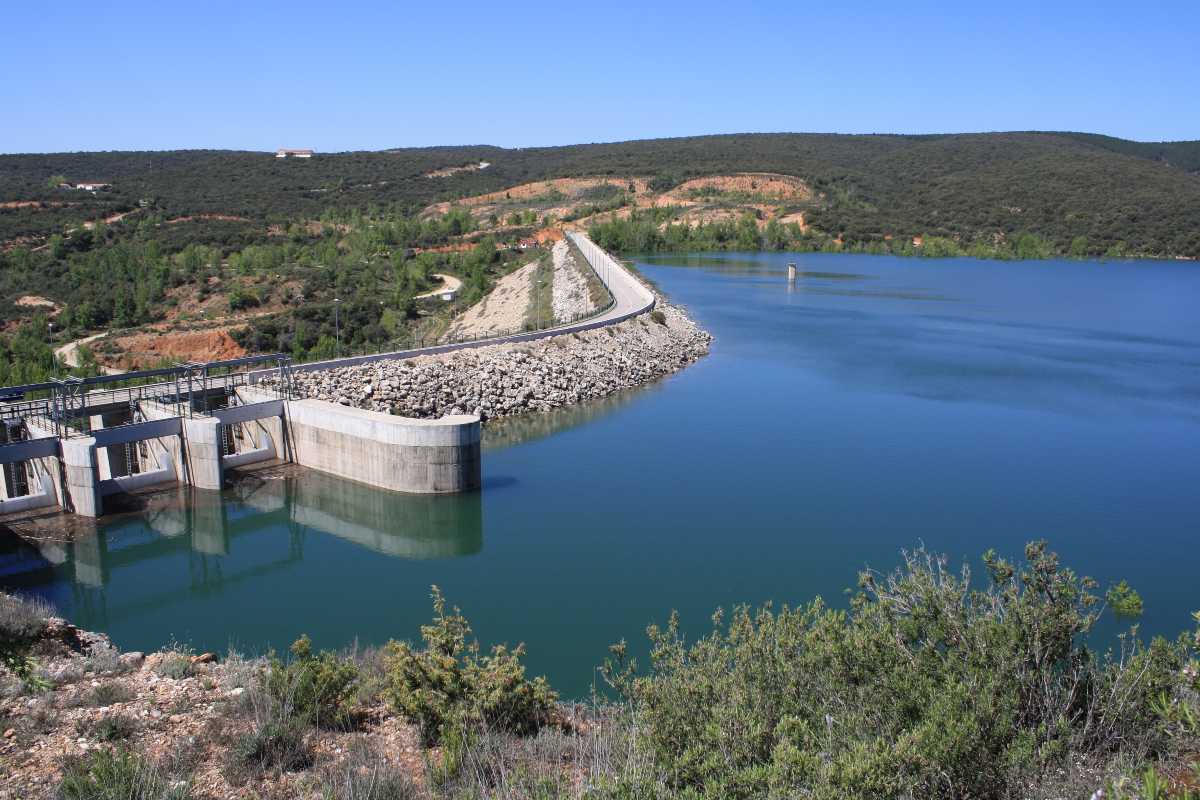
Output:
[
  {"xmin": 415, "ymin": 273, "xmax": 464, "ymax": 299},
  {"xmin": 54, "ymin": 332, "xmax": 125, "ymax": 375}
]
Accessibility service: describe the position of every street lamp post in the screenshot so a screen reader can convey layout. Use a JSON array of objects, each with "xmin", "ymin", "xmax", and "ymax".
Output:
[{"xmin": 334, "ymin": 298, "xmax": 341, "ymax": 357}]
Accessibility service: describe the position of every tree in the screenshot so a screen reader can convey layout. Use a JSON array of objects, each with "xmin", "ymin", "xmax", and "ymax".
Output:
[
  {"xmin": 736, "ymin": 213, "xmax": 760, "ymax": 250},
  {"xmin": 307, "ymin": 335, "xmax": 338, "ymax": 362},
  {"xmin": 765, "ymin": 218, "xmax": 789, "ymax": 250}
]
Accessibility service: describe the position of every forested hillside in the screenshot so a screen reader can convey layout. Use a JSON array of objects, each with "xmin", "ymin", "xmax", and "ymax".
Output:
[
  {"xmin": 1, "ymin": 131, "xmax": 1198, "ymax": 383},
  {"xmin": 3, "ymin": 132, "xmax": 1198, "ymax": 257}
]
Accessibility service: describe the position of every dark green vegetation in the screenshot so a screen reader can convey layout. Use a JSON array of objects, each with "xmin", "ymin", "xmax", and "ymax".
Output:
[
  {"xmin": 6, "ymin": 543, "xmax": 1198, "ymax": 799},
  {"xmin": 596, "ymin": 542, "xmax": 1194, "ymax": 799},
  {"xmin": 588, "ymin": 207, "xmax": 1079, "ymax": 259},
  {"xmin": 0, "ymin": 313, "xmax": 97, "ymax": 387},
  {"xmin": 3, "ymin": 132, "xmax": 1198, "ymax": 257},
  {"xmin": 383, "ymin": 587, "xmax": 558, "ymax": 747},
  {"xmin": 2, "ymin": 131, "xmax": 1197, "ymax": 375},
  {"xmin": 59, "ymin": 747, "xmax": 192, "ymax": 800},
  {"xmin": 0, "ymin": 203, "xmax": 529, "ymax": 372}
]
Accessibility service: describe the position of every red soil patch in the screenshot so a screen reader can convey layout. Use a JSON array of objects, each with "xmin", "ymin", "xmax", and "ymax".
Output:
[
  {"xmin": 0, "ymin": 201, "xmax": 77, "ymax": 209},
  {"xmin": 413, "ymin": 242, "xmax": 477, "ymax": 254},
  {"xmin": 661, "ymin": 173, "xmax": 811, "ymax": 203},
  {"xmin": 421, "ymin": 177, "xmax": 649, "ymax": 218},
  {"xmin": 83, "ymin": 210, "xmax": 140, "ymax": 229},
  {"xmin": 108, "ymin": 329, "xmax": 246, "ymax": 370}
]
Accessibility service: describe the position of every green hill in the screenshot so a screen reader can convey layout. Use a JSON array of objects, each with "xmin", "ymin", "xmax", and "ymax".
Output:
[{"xmin": 2, "ymin": 131, "xmax": 1198, "ymax": 258}]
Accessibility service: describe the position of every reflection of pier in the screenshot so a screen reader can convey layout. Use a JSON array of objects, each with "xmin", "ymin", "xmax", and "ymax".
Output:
[
  {"xmin": 256, "ymin": 469, "xmax": 482, "ymax": 559},
  {"xmin": 0, "ymin": 468, "xmax": 482, "ymax": 627}
]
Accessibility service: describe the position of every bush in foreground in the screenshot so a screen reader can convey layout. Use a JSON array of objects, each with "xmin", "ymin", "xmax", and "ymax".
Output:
[
  {"xmin": 59, "ymin": 746, "xmax": 191, "ymax": 800},
  {"xmin": 265, "ymin": 634, "xmax": 361, "ymax": 729},
  {"xmin": 384, "ymin": 586, "xmax": 557, "ymax": 746},
  {"xmin": 596, "ymin": 541, "xmax": 1195, "ymax": 799},
  {"xmin": 0, "ymin": 591, "xmax": 53, "ymax": 688}
]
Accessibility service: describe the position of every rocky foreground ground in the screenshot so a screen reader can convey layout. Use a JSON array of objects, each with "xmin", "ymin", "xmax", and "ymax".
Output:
[
  {"xmin": 271, "ymin": 302, "xmax": 712, "ymax": 421},
  {"xmin": 0, "ymin": 611, "xmax": 602, "ymax": 800}
]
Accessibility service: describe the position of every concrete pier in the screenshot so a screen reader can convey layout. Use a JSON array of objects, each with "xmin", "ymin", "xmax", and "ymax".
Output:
[
  {"xmin": 237, "ymin": 386, "xmax": 480, "ymax": 494},
  {"xmin": 59, "ymin": 436, "xmax": 102, "ymax": 517},
  {"xmin": 181, "ymin": 416, "xmax": 224, "ymax": 490}
]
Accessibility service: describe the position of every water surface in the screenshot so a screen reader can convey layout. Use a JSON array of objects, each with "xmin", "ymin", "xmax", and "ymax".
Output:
[{"xmin": 4, "ymin": 253, "xmax": 1198, "ymax": 698}]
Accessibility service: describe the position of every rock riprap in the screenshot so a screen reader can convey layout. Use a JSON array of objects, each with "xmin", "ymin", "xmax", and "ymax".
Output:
[
  {"xmin": 550, "ymin": 238, "xmax": 594, "ymax": 322},
  {"xmin": 271, "ymin": 304, "xmax": 711, "ymax": 421}
]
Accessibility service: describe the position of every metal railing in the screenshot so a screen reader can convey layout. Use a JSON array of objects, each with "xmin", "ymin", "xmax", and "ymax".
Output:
[{"xmin": 0, "ymin": 354, "xmax": 294, "ymax": 438}]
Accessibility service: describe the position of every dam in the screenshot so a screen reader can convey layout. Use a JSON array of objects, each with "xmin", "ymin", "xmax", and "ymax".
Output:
[{"xmin": 0, "ymin": 233, "xmax": 651, "ymax": 518}]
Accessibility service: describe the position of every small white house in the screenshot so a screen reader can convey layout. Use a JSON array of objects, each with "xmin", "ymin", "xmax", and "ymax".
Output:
[
  {"xmin": 73, "ymin": 182, "xmax": 111, "ymax": 191},
  {"xmin": 276, "ymin": 148, "xmax": 315, "ymax": 159}
]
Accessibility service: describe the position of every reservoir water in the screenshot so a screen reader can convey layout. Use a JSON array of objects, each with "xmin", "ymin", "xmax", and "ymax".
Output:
[{"xmin": 3, "ymin": 253, "xmax": 1199, "ymax": 699}]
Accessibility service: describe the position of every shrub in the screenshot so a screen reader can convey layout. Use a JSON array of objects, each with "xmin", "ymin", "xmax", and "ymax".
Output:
[
  {"xmin": 384, "ymin": 587, "xmax": 557, "ymax": 746},
  {"xmin": 223, "ymin": 651, "xmax": 324, "ymax": 783},
  {"xmin": 59, "ymin": 747, "xmax": 191, "ymax": 800},
  {"xmin": 0, "ymin": 591, "xmax": 52, "ymax": 688},
  {"xmin": 320, "ymin": 750, "xmax": 423, "ymax": 800},
  {"xmin": 600, "ymin": 542, "xmax": 1188, "ymax": 799},
  {"xmin": 432, "ymin": 726, "xmax": 575, "ymax": 799},
  {"xmin": 92, "ymin": 713, "xmax": 139, "ymax": 742},
  {"xmin": 649, "ymin": 310, "xmax": 666, "ymax": 325},
  {"xmin": 265, "ymin": 634, "xmax": 360, "ymax": 728},
  {"xmin": 154, "ymin": 643, "xmax": 194, "ymax": 679},
  {"xmin": 75, "ymin": 681, "xmax": 136, "ymax": 707},
  {"xmin": 85, "ymin": 641, "xmax": 129, "ymax": 675},
  {"xmin": 230, "ymin": 717, "xmax": 312, "ymax": 776}
]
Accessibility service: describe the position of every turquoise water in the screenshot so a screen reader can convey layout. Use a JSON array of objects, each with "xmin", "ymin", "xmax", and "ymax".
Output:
[{"xmin": 3, "ymin": 253, "xmax": 1199, "ymax": 699}]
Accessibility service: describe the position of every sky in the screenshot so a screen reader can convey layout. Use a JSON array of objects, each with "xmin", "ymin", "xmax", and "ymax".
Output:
[{"xmin": 2, "ymin": 0, "xmax": 1197, "ymax": 153}]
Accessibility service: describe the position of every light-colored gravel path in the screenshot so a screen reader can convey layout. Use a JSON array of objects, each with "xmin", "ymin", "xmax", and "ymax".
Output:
[
  {"xmin": 414, "ymin": 273, "xmax": 463, "ymax": 299},
  {"xmin": 53, "ymin": 332, "xmax": 125, "ymax": 375}
]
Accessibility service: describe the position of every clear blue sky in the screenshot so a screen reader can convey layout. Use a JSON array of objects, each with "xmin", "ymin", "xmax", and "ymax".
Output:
[{"xmin": 3, "ymin": 0, "xmax": 1197, "ymax": 153}]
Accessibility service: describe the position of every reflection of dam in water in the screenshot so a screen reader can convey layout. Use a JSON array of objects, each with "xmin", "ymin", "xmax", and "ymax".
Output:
[{"xmin": 0, "ymin": 467, "xmax": 482, "ymax": 630}]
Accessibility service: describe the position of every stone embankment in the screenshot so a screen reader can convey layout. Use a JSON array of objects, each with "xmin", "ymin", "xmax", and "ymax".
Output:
[{"xmin": 272, "ymin": 303, "xmax": 711, "ymax": 421}]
